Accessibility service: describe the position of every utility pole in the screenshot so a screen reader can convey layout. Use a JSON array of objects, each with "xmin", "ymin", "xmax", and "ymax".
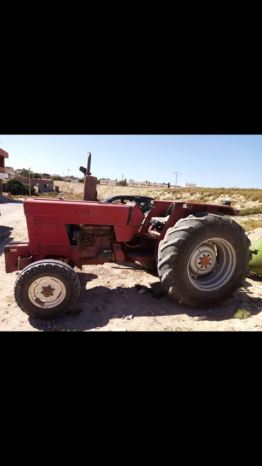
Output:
[
  {"xmin": 68, "ymin": 169, "xmax": 70, "ymax": 178},
  {"xmin": 173, "ymin": 171, "xmax": 182, "ymax": 186},
  {"xmin": 29, "ymin": 167, "xmax": 31, "ymax": 197}
]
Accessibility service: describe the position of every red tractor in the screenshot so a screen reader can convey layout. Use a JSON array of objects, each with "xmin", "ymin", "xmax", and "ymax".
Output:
[{"xmin": 4, "ymin": 153, "xmax": 251, "ymax": 318}]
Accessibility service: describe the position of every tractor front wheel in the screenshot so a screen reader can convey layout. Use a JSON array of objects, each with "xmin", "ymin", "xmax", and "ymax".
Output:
[
  {"xmin": 157, "ymin": 213, "xmax": 251, "ymax": 307},
  {"xmin": 14, "ymin": 259, "xmax": 81, "ymax": 318}
]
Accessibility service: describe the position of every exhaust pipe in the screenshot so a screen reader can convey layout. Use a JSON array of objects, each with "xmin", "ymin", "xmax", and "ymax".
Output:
[
  {"xmin": 80, "ymin": 152, "xmax": 97, "ymax": 201},
  {"xmin": 87, "ymin": 152, "xmax": 91, "ymax": 175},
  {"xmin": 79, "ymin": 152, "xmax": 92, "ymax": 176}
]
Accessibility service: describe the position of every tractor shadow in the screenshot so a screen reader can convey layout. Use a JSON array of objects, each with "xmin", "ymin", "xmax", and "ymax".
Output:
[
  {"xmin": 247, "ymin": 271, "xmax": 262, "ymax": 282},
  {"xmin": 0, "ymin": 231, "xmax": 14, "ymax": 257},
  {"xmin": 111, "ymin": 263, "xmax": 145, "ymax": 271},
  {"xmin": 0, "ymin": 197, "xmax": 24, "ymax": 204},
  {"xmin": 28, "ymin": 271, "xmax": 262, "ymax": 332}
]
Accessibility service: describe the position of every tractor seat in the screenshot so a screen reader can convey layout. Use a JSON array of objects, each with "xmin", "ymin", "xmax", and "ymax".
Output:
[
  {"xmin": 150, "ymin": 216, "xmax": 170, "ymax": 227},
  {"xmin": 148, "ymin": 204, "xmax": 174, "ymax": 230}
]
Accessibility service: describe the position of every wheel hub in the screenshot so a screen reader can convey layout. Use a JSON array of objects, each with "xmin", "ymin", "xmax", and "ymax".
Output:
[
  {"xmin": 28, "ymin": 277, "xmax": 66, "ymax": 309},
  {"xmin": 189, "ymin": 241, "xmax": 217, "ymax": 276},
  {"xmin": 187, "ymin": 238, "xmax": 236, "ymax": 291},
  {"xmin": 200, "ymin": 256, "xmax": 210, "ymax": 267},
  {"xmin": 41, "ymin": 285, "xmax": 55, "ymax": 298}
]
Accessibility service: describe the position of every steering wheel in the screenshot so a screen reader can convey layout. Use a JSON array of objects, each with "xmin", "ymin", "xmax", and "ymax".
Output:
[{"xmin": 101, "ymin": 195, "xmax": 155, "ymax": 213}]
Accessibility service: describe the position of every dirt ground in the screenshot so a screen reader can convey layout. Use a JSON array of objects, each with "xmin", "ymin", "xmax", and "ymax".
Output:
[{"xmin": 0, "ymin": 200, "xmax": 262, "ymax": 331}]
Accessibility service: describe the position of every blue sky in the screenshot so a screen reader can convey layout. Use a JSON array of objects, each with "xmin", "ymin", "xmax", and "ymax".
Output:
[{"xmin": 0, "ymin": 135, "xmax": 261, "ymax": 188}]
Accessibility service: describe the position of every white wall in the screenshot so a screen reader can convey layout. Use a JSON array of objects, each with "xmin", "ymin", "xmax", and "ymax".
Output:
[
  {"xmin": 181, "ymin": 183, "xmax": 196, "ymax": 187},
  {"xmin": 100, "ymin": 180, "xmax": 117, "ymax": 186}
]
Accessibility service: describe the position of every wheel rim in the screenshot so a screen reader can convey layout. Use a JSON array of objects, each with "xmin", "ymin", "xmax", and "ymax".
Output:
[
  {"xmin": 187, "ymin": 238, "xmax": 236, "ymax": 291},
  {"xmin": 28, "ymin": 277, "xmax": 66, "ymax": 309}
]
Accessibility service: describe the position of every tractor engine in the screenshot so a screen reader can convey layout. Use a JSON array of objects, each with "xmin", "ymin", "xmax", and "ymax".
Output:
[{"xmin": 66, "ymin": 224, "xmax": 115, "ymax": 261}]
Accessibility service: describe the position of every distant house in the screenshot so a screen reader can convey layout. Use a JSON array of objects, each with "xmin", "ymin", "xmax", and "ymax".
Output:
[
  {"xmin": 0, "ymin": 148, "xmax": 9, "ymax": 179},
  {"xmin": 100, "ymin": 179, "xmax": 169, "ymax": 188},
  {"xmin": 127, "ymin": 181, "xmax": 168, "ymax": 188},
  {"xmin": 5, "ymin": 166, "xmax": 15, "ymax": 178},
  {"xmin": 100, "ymin": 180, "xmax": 118, "ymax": 186},
  {"xmin": 14, "ymin": 177, "xmax": 54, "ymax": 193},
  {"xmin": 62, "ymin": 175, "xmax": 79, "ymax": 182},
  {"xmin": 181, "ymin": 183, "xmax": 197, "ymax": 188}
]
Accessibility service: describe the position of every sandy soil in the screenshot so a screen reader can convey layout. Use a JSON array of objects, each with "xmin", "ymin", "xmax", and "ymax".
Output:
[{"xmin": 0, "ymin": 201, "xmax": 262, "ymax": 331}]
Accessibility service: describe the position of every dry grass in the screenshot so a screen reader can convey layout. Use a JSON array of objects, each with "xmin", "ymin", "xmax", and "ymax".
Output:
[
  {"xmin": 234, "ymin": 217, "xmax": 262, "ymax": 232},
  {"xmin": 167, "ymin": 187, "xmax": 262, "ymax": 202},
  {"xmin": 239, "ymin": 207, "xmax": 262, "ymax": 216}
]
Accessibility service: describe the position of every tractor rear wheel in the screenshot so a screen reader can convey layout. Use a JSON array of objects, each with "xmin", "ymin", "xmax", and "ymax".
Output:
[
  {"xmin": 14, "ymin": 259, "xmax": 81, "ymax": 318},
  {"xmin": 157, "ymin": 213, "xmax": 251, "ymax": 307}
]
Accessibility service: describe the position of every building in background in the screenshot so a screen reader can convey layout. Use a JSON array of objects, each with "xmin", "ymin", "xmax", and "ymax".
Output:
[
  {"xmin": 14, "ymin": 177, "xmax": 54, "ymax": 193},
  {"xmin": 100, "ymin": 179, "xmax": 168, "ymax": 188},
  {"xmin": 100, "ymin": 180, "xmax": 118, "ymax": 186},
  {"xmin": 127, "ymin": 181, "xmax": 168, "ymax": 188},
  {"xmin": 0, "ymin": 148, "xmax": 9, "ymax": 179},
  {"xmin": 181, "ymin": 182, "xmax": 197, "ymax": 188},
  {"xmin": 5, "ymin": 167, "xmax": 15, "ymax": 178},
  {"xmin": 62, "ymin": 175, "xmax": 79, "ymax": 182}
]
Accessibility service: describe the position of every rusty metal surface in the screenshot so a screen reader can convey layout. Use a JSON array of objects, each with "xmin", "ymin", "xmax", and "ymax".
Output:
[
  {"xmin": 18, "ymin": 255, "xmax": 33, "ymax": 270},
  {"xmin": 87, "ymin": 152, "xmax": 91, "ymax": 176},
  {"xmin": 4, "ymin": 242, "xmax": 31, "ymax": 273},
  {"xmin": 83, "ymin": 176, "xmax": 97, "ymax": 201}
]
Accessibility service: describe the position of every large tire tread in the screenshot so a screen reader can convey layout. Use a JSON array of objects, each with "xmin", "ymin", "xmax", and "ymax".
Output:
[
  {"xmin": 157, "ymin": 213, "xmax": 251, "ymax": 308},
  {"xmin": 14, "ymin": 259, "xmax": 81, "ymax": 318}
]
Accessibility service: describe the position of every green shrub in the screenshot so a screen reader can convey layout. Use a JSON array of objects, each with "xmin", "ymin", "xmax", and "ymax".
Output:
[
  {"xmin": 38, "ymin": 191, "xmax": 58, "ymax": 198},
  {"xmin": 234, "ymin": 309, "xmax": 250, "ymax": 319},
  {"xmin": 23, "ymin": 184, "xmax": 36, "ymax": 195},
  {"xmin": 118, "ymin": 179, "xmax": 127, "ymax": 186},
  {"xmin": 4, "ymin": 179, "xmax": 27, "ymax": 195},
  {"xmin": 20, "ymin": 169, "xmax": 29, "ymax": 177},
  {"xmin": 239, "ymin": 207, "xmax": 262, "ymax": 216},
  {"xmin": 236, "ymin": 219, "xmax": 262, "ymax": 232}
]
